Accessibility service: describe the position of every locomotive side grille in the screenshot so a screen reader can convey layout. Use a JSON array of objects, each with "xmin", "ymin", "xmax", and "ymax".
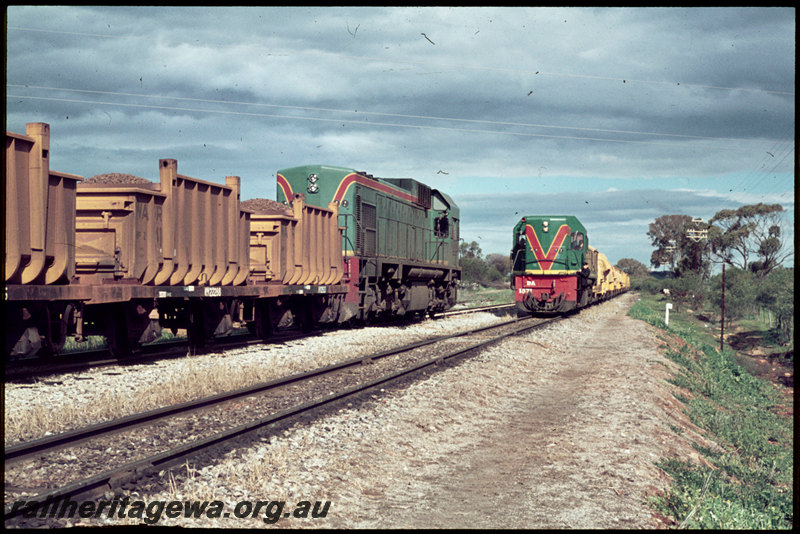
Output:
[
  {"xmin": 417, "ymin": 183, "xmax": 431, "ymax": 209},
  {"xmin": 362, "ymin": 202, "xmax": 377, "ymax": 256},
  {"xmin": 362, "ymin": 202, "xmax": 376, "ymax": 228},
  {"xmin": 355, "ymin": 194, "xmax": 362, "ymax": 254}
]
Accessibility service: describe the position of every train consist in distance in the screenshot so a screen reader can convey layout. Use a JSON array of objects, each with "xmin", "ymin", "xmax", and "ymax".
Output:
[
  {"xmin": 510, "ymin": 215, "xmax": 629, "ymax": 315},
  {"xmin": 4, "ymin": 123, "xmax": 461, "ymax": 359}
]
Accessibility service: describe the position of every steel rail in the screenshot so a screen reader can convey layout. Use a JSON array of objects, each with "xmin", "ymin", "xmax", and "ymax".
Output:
[
  {"xmin": 443, "ymin": 303, "xmax": 515, "ymax": 317},
  {"xmin": 6, "ymin": 304, "xmax": 515, "ymax": 382},
  {"xmin": 4, "ymin": 315, "xmax": 524, "ymax": 466},
  {"xmin": 5, "ymin": 315, "xmax": 558, "ymax": 521}
]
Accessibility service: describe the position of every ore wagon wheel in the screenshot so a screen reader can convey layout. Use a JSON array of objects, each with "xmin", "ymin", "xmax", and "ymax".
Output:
[
  {"xmin": 104, "ymin": 304, "xmax": 138, "ymax": 359},
  {"xmin": 248, "ymin": 299, "xmax": 273, "ymax": 340}
]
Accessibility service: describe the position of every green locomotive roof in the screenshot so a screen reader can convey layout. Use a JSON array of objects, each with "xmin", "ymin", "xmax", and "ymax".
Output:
[
  {"xmin": 276, "ymin": 164, "xmax": 459, "ymax": 217},
  {"xmin": 515, "ymin": 215, "xmax": 585, "ymax": 229}
]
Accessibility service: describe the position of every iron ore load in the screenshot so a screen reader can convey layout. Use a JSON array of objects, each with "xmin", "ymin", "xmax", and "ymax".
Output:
[
  {"xmin": 4, "ymin": 123, "xmax": 461, "ymax": 359},
  {"xmin": 510, "ymin": 215, "xmax": 629, "ymax": 315}
]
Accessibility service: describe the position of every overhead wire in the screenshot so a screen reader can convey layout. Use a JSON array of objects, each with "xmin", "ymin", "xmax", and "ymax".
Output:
[
  {"xmin": 9, "ymin": 93, "xmax": 754, "ymax": 151},
  {"xmin": 6, "ymin": 84, "xmax": 768, "ymax": 147},
  {"xmin": 731, "ymin": 126, "xmax": 795, "ymax": 195},
  {"xmin": 7, "ymin": 25, "xmax": 794, "ymax": 97},
  {"xmin": 6, "ymin": 23, "xmax": 795, "ymax": 190}
]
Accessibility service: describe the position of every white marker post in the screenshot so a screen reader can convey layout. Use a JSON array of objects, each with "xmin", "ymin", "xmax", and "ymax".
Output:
[{"xmin": 665, "ymin": 303, "xmax": 673, "ymax": 326}]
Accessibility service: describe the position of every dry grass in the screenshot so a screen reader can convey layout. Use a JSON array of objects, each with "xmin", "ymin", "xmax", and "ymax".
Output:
[{"xmin": 4, "ymin": 348, "xmax": 350, "ymax": 444}]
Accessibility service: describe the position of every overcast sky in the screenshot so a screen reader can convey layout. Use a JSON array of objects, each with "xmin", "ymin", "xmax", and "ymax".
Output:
[{"xmin": 6, "ymin": 6, "xmax": 795, "ymax": 267}]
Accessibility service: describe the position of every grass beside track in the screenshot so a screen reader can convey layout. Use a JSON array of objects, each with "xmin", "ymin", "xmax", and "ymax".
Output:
[
  {"xmin": 628, "ymin": 294, "xmax": 793, "ymax": 529},
  {"xmin": 457, "ymin": 286, "xmax": 514, "ymax": 308}
]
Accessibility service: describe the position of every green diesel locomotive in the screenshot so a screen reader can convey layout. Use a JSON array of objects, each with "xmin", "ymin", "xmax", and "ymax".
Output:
[
  {"xmin": 276, "ymin": 165, "xmax": 461, "ymax": 322},
  {"xmin": 511, "ymin": 215, "xmax": 629, "ymax": 314}
]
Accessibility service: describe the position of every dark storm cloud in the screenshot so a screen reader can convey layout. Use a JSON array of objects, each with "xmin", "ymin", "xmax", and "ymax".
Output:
[{"xmin": 6, "ymin": 6, "xmax": 794, "ymax": 265}]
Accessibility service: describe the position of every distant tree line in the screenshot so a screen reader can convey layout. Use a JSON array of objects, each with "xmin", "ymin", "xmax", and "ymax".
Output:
[
  {"xmin": 634, "ymin": 202, "xmax": 794, "ymax": 344},
  {"xmin": 458, "ymin": 241, "xmax": 509, "ymax": 288}
]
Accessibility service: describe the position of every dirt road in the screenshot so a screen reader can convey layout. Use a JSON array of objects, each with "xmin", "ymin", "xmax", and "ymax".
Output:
[{"xmin": 322, "ymin": 292, "xmax": 708, "ymax": 529}]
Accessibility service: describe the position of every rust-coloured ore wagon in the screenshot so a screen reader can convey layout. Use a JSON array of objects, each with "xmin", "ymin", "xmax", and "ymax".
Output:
[
  {"xmin": 4, "ymin": 123, "xmax": 347, "ymax": 358},
  {"xmin": 4, "ymin": 123, "xmax": 460, "ymax": 359}
]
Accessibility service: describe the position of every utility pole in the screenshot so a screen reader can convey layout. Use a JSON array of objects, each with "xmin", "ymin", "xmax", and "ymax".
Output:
[
  {"xmin": 720, "ymin": 261, "xmax": 725, "ymax": 352},
  {"xmin": 664, "ymin": 240, "xmax": 677, "ymax": 271},
  {"xmin": 686, "ymin": 218, "xmax": 708, "ymax": 275},
  {"xmin": 686, "ymin": 218, "xmax": 709, "ymax": 242},
  {"xmin": 684, "ymin": 218, "xmax": 725, "ymax": 350}
]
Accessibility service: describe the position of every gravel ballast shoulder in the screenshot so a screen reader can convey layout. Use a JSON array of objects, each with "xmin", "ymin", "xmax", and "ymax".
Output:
[{"xmin": 7, "ymin": 295, "xmax": 713, "ymax": 528}]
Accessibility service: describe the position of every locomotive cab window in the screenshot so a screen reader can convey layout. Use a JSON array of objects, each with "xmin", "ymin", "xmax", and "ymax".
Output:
[
  {"xmin": 434, "ymin": 213, "xmax": 449, "ymax": 238},
  {"xmin": 570, "ymin": 231, "xmax": 585, "ymax": 250}
]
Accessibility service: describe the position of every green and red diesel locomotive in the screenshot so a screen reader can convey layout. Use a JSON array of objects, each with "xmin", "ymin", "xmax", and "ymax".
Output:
[
  {"xmin": 510, "ymin": 215, "xmax": 629, "ymax": 315},
  {"xmin": 276, "ymin": 165, "xmax": 461, "ymax": 323}
]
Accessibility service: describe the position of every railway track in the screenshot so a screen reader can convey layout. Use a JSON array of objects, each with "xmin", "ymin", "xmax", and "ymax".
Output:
[
  {"xmin": 5, "ymin": 312, "xmax": 557, "ymax": 523},
  {"xmin": 442, "ymin": 303, "xmax": 515, "ymax": 317},
  {"xmin": 4, "ymin": 331, "xmax": 311, "ymax": 383},
  {"xmin": 5, "ymin": 304, "xmax": 514, "ymax": 383}
]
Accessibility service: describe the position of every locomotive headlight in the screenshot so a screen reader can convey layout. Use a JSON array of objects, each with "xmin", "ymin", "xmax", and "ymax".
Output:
[
  {"xmin": 542, "ymin": 221, "xmax": 549, "ymax": 233},
  {"xmin": 307, "ymin": 173, "xmax": 319, "ymax": 193}
]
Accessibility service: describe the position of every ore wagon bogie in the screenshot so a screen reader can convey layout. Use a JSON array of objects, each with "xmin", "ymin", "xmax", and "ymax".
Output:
[
  {"xmin": 5, "ymin": 123, "xmax": 459, "ymax": 359},
  {"xmin": 510, "ymin": 215, "xmax": 629, "ymax": 315}
]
